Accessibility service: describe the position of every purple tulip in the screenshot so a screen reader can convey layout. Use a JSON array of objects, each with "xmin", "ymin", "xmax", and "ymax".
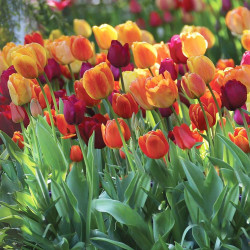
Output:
[
  {"xmin": 234, "ymin": 104, "xmax": 250, "ymax": 125},
  {"xmin": 168, "ymin": 35, "xmax": 187, "ymax": 64},
  {"xmin": 221, "ymin": 0, "xmax": 231, "ymax": 12},
  {"xmin": 108, "ymin": 90, "xmax": 119, "ymax": 104},
  {"xmin": 80, "ymin": 62, "xmax": 93, "ymax": 78},
  {"xmin": 241, "ymin": 51, "xmax": 250, "ymax": 65},
  {"xmin": 107, "ymin": 40, "xmax": 130, "ymax": 68},
  {"xmin": 63, "ymin": 95, "xmax": 86, "ymax": 125},
  {"xmin": 110, "ymin": 63, "xmax": 134, "ymax": 81},
  {"xmin": 159, "ymin": 58, "xmax": 178, "ymax": 80},
  {"xmin": 221, "ymin": 80, "xmax": 247, "ymax": 111},
  {"xmin": 39, "ymin": 59, "xmax": 61, "ymax": 83},
  {"xmin": 159, "ymin": 107, "xmax": 173, "ymax": 117}
]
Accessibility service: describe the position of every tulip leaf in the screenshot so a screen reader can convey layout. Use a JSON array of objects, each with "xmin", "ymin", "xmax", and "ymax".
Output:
[{"xmin": 91, "ymin": 237, "xmax": 133, "ymax": 250}]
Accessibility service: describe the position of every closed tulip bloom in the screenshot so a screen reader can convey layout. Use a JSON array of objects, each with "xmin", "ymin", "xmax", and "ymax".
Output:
[
  {"xmin": 12, "ymin": 131, "xmax": 24, "ymax": 149},
  {"xmin": 222, "ymin": 0, "xmax": 231, "ymax": 12},
  {"xmin": 44, "ymin": 109, "xmax": 56, "ymax": 126},
  {"xmin": 24, "ymin": 32, "xmax": 44, "ymax": 46},
  {"xmin": 112, "ymin": 92, "xmax": 138, "ymax": 119},
  {"xmin": 111, "ymin": 63, "xmax": 134, "ymax": 81},
  {"xmin": 56, "ymin": 114, "xmax": 76, "ymax": 138},
  {"xmin": 141, "ymin": 30, "xmax": 155, "ymax": 44},
  {"xmin": 187, "ymin": 55, "xmax": 215, "ymax": 84},
  {"xmin": 70, "ymin": 35, "xmax": 93, "ymax": 61},
  {"xmin": 93, "ymin": 24, "xmax": 118, "ymax": 50},
  {"xmin": 156, "ymin": 0, "xmax": 176, "ymax": 10},
  {"xmin": 129, "ymin": 76, "xmax": 154, "ymax": 110},
  {"xmin": 229, "ymin": 127, "xmax": 250, "ymax": 153},
  {"xmin": 10, "ymin": 102, "xmax": 25, "ymax": 123},
  {"xmin": 168, "ymin": 35, "xmax": 187, "ymax": 64},
  {"xmin": 116, "ymin": 21, "xmax": 141, "ymax": 47},
  {"xmin": 132, "ymin": 42, "xmax": 157, "ymax": 69},
  {"xmin": 30, "ymin": 98, "xmax": 43, "ymax": 118},
  {"xmin": 73, "ymin": 19, "xmax": 92, "ymax": 38},
  {"xmin": 120, "ymin": 70, "xmax": 138, "ymax": 92},
  {"xmin": 139, "ymin": 129, "xmax": 169, "ymax": 159},
  {"xmin": 180, "ymin": 32, "xmax": 207, "ymax": 58},
  {"xmin": 234, "ymin": 104, "xmax": 250, "ymax": 125},
  {"xmin": 49, "ymin": 29, "xmax": 63, "ymax": 40},
  {"xmin": 226, "ymin": 7, "xmax": 250, "ymax": 35},
  {"xmin": 172, "ymin": 124, "xmax": 197, "ymax": 149},
  {"xmin": 82, "ymin": 62, "xmax": 114, "ymax": 100},
  {"xmin": 241, "ymin": 51, "xmax": 250, "ymax": 65},
  {"xmin": 107, "ymin": 40, "xmax": 130, "ymax": 68},
  {"xmin": 181, "ymin": 72, "xmax": 206, "ymax": 99},
  {"xmin": 2, "ymin": 42, "xmax": 19, "ymax": 67},
  {"xmin": 130, "ymin": 0, "xmax": 141, "ymax": 13},
  {"xmin": 8, "ymin": 73, "xmax": 32, "ymax": 106},
  {"xmin": 39, "ymin": 58, "xmax": 61, "ymax": 83},
  {"xmin": 221, "ymin": 80, "xmax": 247, "ymax": 111},
  {"xmin": 33, "ymin": 84, "xmax": 52, "ymax": 109},
  {"xmin": 74, "ymin": 80, "xmax": 101, "ymax": 107},
  {"xmin": 159, "ymin": 58, "xmax": 178, "ymax": 80},
  {"xmin": 200, "ymin": 90, "xmax": 221, "ymax": 113},
  {"xmin": 241, "ymin": 30, "xmax": 250, "ymax": 51},
  {"xmin": 189, "ymin": 103, "xmax": 216, "ymax": 130},
  {"xmin": 216, "ymin": 58, "xmax": 235, "ymax": 70},
  {"xmin": 149, "ymin": 11, "xmax": 163, "ymax": 27},
  {"xmin": 101, "ymin": 118, "xmax": 131, "ymax": 148},
  {"xmin": 145, "ymin": 71, "xmax": 178, "ymax": 108},
  {"xmin": 70, "ymin": 145, "xmax": 83, "ymax": 162},
  {"xmin": 0, "ymin": 50, "xmax": 8, "ymax": 76},
  {"xmin": 153, "ymin": 42, "xmax": 171, "ymax": 64}
]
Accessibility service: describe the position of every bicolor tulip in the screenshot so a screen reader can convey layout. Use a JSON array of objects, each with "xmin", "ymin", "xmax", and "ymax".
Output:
[
  {"xmin": 153, "ymin": 42, "xmax": 171, "ymax": 64},
  {"xmin": 216, "ymin": 58, "xmax": 235, "ymax": 70},
  {"xmin": 30, "ymin": 98, "xmax": 43, "ymax": 118},
  {"xmin": 10, "ymin": 102, "xmax": 25, "ymax": 123},
  {"xmin": 12, "ymin": 131, "xmax": 24, "ymax": 149},
  {"xmin": 241, "ymin": 30, "xmax": 250, "ymax": 51},
  {"xmin": 56, "ymin": 114, "xmax": 76, "ymax": 138},
  {"xmin": 229, "ymin": 127, "xmax": 250, "ymax": 153}
]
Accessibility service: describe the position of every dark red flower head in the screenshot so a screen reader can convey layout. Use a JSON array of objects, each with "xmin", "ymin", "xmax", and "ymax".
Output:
[{"xmin": 168, "ymin": 35, "xmax": 187, "ymax": 64}]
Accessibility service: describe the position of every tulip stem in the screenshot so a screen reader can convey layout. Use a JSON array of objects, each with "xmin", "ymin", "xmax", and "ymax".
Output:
[
  {"xmin": 20, "ymin": 121, "xmax": 28, "ymax": 154},
  {"xmin": 148, "ymin": 67, "xmax": 154, "ymax": 77},
  {"xmin": 170, "ymin": 105, "xmax": 181, "ymax": 126},
  {"xmin": 43, "ymin": 73, "xmax": 59, "ymax": 114},
  {"xmin": 156, "ymin": 109, "xmax": 168, "ymax": 134},
  {"xmin": 119, "ymin": 68, "xmax": 125, "ymax": 93},
  {"xmin": 36, "ymin": 78, "xmax": 57, "ymax": 140},
  {"xmin": 239, "ymin": 108, "xmax": 250, "ymax": 149},
  {"xmin": 68, "ymin": 64, "xmax": 75, "ymax": 82},
  {"xmin": 197, "ymin": 98, "xmax": 214, "ymax": 156},
  {"xmin": 75, "ymin": 125, "xmax": 92, "ymax": 247}
]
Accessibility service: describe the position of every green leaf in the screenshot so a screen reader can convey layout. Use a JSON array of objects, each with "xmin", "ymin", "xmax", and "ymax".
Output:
[{"xmin": 91, "ymin": 237, "xmax": 133, "ymax": 250}]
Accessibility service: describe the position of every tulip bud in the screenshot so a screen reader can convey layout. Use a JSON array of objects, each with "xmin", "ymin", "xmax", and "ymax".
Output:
[
  {"xmin": 10, "ymin": 102, "xmax": 25, "ymax": 123},
  {"xmin": 221, "ymin": 80, "xmax": 247, "ymax": 111},
  {"xmin": 73, "ymin": 19, "xmax": 92, "ymax": 38},
  {"xmin": 139, "ymin": 130, "xmax": 169, "ymax": 159},
  {"xmin": 12, "ymin": 131, "xmax": 24, "ymax": 149},
  {"xmin": 30, "ymin": 98, "xmax": 43, "ymax": 118},
  {"xmin": 70, "ymin": 145, "xmax": 83, "ymax": 162},
  {"xmin": 241, "ymin": 51, "xmax": 250, "ymax": 65},
  {"xmin": 159, "ymin": 58, "xmax": 178, "ymax": 80},
  {"xmin": 168, "ymin": 35, "xmax": 187, "ymax": 64}
]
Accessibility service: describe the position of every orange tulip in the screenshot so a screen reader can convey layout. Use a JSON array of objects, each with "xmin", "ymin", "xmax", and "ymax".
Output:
[
  {"xmin": 209, "ymin": 70, "xmax": 225, "ymax": 95},
  {"xmin": 92, "ymin": 24, "xmax": 118, "ymax": 50},
  {"xmin": 70, "ymin": 35, "xmax": 93, "ymax": 61},
  {"xmin": 73, "ymin": 19, "xmax": 92, "ymax": 38},
  {"xmin": 145, "ymin": 71, "xmax": 178, "ymax": 108},
  {"xmin": 181, "ymin": 72, "xmax": 206, "ymax": 99},
  {"xmin": 2, "ymin": 42, "xmax": 20, "ymax": 67},
  {"xmin": 241, "ymin": 30, "xmax": 250, "ymax": 51},
  {"xmin": 225, "ymin": 7, "xmax": 250, "ymax": 35},
  {"xmin": 132, "ymin": 42, "xmax": 157, "ymax": 69},
  {"xmin": 187, "ymin": 55, "xmax": 215, "ymax": 84},
  {"xmin": 129, "ymin": 75, "xmax": 153, "ymax": 110},
  {"xmin": 44, "ymin": 109, "xmax": 56, "ymax": 126},
  {"xmin": 56, "ymin": 114, "xmax": 76, "ymax": 138},
  {"xmin": 101, "ymin": 118, "xmax": 131, "ymax": 148},
  {"xmin": 82, "ymin": 62, "xmax": 114, "ymax": 100},
  {"xmin": 200, "ymin": 90, "xmax": 221, "ymax": 113},
  {"xmin": 74, "ymin": 80, "xmax": 101, "ymax": 107},
  {"xmin": 216, "ymin": 59, "xmax": 235, "ymax": 70},
  {"xmin": 8, "ymin": 73, "xmax": 32, "ymax": 106},
  {"xmin": 116, "ymin": 21, "xmax": 141, "ymax": 47},
  {"xmin": 180, "ymin": 32, "xmax": 207, "ymax": 57},
  {"xmin": 229, "ymin": 127, "xmax": 250, "ymax": 153},
  {"xmin": 12, "ymin": 131, "xmax": 24, "ymax": 149},
  {"xmin": 70, "ymin": 145, "xmax": 83, "ymax": 162},
  {"xmin": 153, "ymin": 42, "xmax": 170, "ymax": 64},
  {"xmin": 139, "ymin": 129, "xmax": 169, "ymax": 159},
  {"xmin": 112, "ymin": 92, "xmax": 139, "ymax": 119},
  {"xmin": 33, "ymin": 84, "xmax": 52, "ymax": 109}
]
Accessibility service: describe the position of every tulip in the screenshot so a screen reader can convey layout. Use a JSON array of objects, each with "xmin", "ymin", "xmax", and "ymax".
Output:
[
  {"xmin": 156, "ymin": 0, "xmax": 176, "ymax": 11},
  {"xmin": 79, "ymin": 62, "xmax": 93, "ymax": 78},
  {"xmin": 39, "ymin": 58, "xmax": 61, "ymax": 84},
  {"xmin": 129, "ymin": 75, "xmax": 154, "ymax": 110},
  {"xmin": 2, "ymin": 42, "xmax": 19, "ymax": 67},
  {"xmin": 168, "ymin": 35, "xmax": 187, "ymax": 64},
  {"xmin": 10, "ymin": 102, "xmax": 25, "ymax": 123},
  {"xmin": 172, "ymin": 124, "xmax": 197, "ymax": 149},
  {"xmin": 159, "ymin": 58, "xmax": 178, "ymax": 80},
  {"xmin": 163, "ymin": 11, "xmax": 173, "ymax": 23},
  {"xmin": 234, "ymin": 104, "xmax": 250, "ymax": 125},
  {"xmin": 222, "ymin": 0, "xmax": 231, "ymax": 13},
  {"xmin": 136, "ymin": 18, "xmax": 146, "ymax": 29},
  {"xmin": 93, "ymin": 24, "xmax": 118, "ymax": 50},
  {"xmin": 189, "ymin": 103, "xmax": 216, "ymax": 130},
  {"xmin": 112, "ymin": 92, "xmax": 138, "ymax": 119},
  {"xmin": 181, "ymin": 72, "xmax": 206, "ymax": 99},
  {"xmin": 44, "ymin": 109, "xmax": 56, "ymax": 126},
  {"xmin": 225, "ymin": 7, "xmax": 250, "ymax": 35},
  {"xmin": 119, "ymin": 148, "xmax": 126, "ymax": 159},
  {"xmin": 12, "ymin": 131, "xmax": 24, "ymax": 149},
  {"xmin": 180, "ymin": 32, "xmax": 207, "ymax": 58},
  {"xmin": 119, "ymin": 70, "xmax": 138, "ymax": 92},
  {"xmin": 182, "ymin": 0, "xmax": 195, "ymax": 12},
  {"xmin": 8, "ymin": 73, "xmax": 32, "ymax": 106},
  {"xmin": 74, "ymin": 80, "xmax": 101, "ymax": 107},
  {"xmin": 159, "ymin": 102, "xmax": 179, "ymax": 117},
  {"xmin": 145, "ymin": 71, "xmax": 178, "ymax": 108},
  {"xmin": 241, "ymin": 30, "xmax": 250, "ymax": 51},
  {"xmin": 82, "ymin": 62, "xmax": 114, "ymax": 100},
  {"xmin": 56, "ymin": 114, "xmax": 76, "ymax": 138},
  {"xmin": 73, "ymin": 19, "xmax": 92, "ymax": 38},
  {"xmin": 241, "ymin": 51, "xmax": 250, "ymax": 65},
  {"xmin": 24, "ymin": 32, "xmax": 44, "ymax": 46},
  {"xmin": 153, "ymin": 42, "xmax": 171, "ymax": 64},
  {"xmin": 129, "ymin": 0, "xmax": 141, "ymax": 13},
  {"xmin": 132, "ymin": 42, "xmax": 157, "ymax": 69},
  {"xmin": 139, "ymin": 130, "xmax": 169, "ymax": 159},
  {"xmin": 200, "ymin": 90, "xmax": 221, "ymax": 113},
  {"xmin": 107, "ymin": 40, "xmax": 130, "ymax": 68},
  {"xmin": 30, "ymin": 98, "xmax": 43, "ymax": 118},
  {"xmin": 187, "ymin": 55, "xmax": 215, "ymax": 84},
  {"xmin": 70, "ymin": 145, "xmax": 83, "ymax": 162},
  {"xmin": 70, "ymin": 35, "xmax": 93, "ymax": 61},
  {"xmin": 0, "ymin": 50, "xmax": 8, "ymax": 76},
  {"xmin": 216, "ymin": 58, "xmax": 235, "ymax": 70},
  {"xmin": 111, "ymin": 63, "xmax": 134, "ymax": 81},
  {"xmin": 116, "ymin": 21, "xmax": 141, "ymax": 47},
  {"xmin": 101, "ymin": 118, "xmax": 131, "ymax": 148},
  {"xmin": 229, "ymin": 127, "xmax": 250, "ymax": 153},
  {"xmin": 79, "ymin": 114, "xmax": 107, "ymax": 149},
  {"xmin": 141, "ymin": 30, "xmax": 155, "ymax": 44},
  {"xmin": 33, "ymin": 84, "xmax": 52, "ymax": 109},
  {"xmin": 149, "ymin": 11, "xmax": 163, "ymax": 27},
  {"xmin": 49, "ymin": 29, "xmax": 63, "ymax": 40},
  {"xmin": 63, "ymin": 95, "xmax": 86, "ymax": 125},
  {"xmin": 221, "ymin": 80, "xmax": 247, "ymax": 111}
]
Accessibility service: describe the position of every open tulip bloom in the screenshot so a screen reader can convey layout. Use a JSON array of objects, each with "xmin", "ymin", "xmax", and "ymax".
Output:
[{"xmin": 0, "ymin": 2, "xmax": 250, "ymax": 249}]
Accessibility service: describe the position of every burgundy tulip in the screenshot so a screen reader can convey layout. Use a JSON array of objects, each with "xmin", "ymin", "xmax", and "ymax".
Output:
[
  {"xmin": 78, "ymin": 114, "xmax": 107, "ymax": 149},
  {"xmin": 39, "ymin": 58, "xmax": 61, "ymax": 83},
  {"xmin": 80, "ymin": 62, "xmax": 93, "ymax": 78},
  {"xmin": 222, "ymin": 0, "xmax": 231, "ymax": 12},
  {"xmin": 149, "ymin": 11, "xmax": 163, "ymax": 27},
  {"xmin": 221, "ymin": 80, "xmax": 247, "ymax": 111},
  {"xmin": 63, "ymin": 95, "xmax": 86, "ymax": 125},
  {"xmin": 168, "ymin": 35, "xmax": 187, "ymax": 64},
  {"xmin": 241, "ymin": 51, "xmax": 250, "ymax": 65},
  {"xmin": 107, "ymin": 40, "xmax": 130, "ymax": 68},
  {"xmin": 159, "ymin": 58, "xmax": 178, "ymax": 80},
  {"xmin": 234, "ymin": 104, "xmax": 250, "ymax": 125}
]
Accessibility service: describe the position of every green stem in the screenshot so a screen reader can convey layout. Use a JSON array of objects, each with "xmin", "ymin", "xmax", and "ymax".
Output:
[
  {"xmin": 198, "ymin": 98, "xmax": 214, "ymax": 156},
  {"xmin": 148, "ymin": 67, "xmax": 154, "ymax": 77},
  {"xmin": 170, "ymin": 105, "xmax": 182, "ymax": 126},
  {"xmin": 68, "ymin": 64, "xmax": 75, "ymax": 82},
  {"xmin": 36, "ymin": 78, "xmax": 57, "ymax": 140},
  {"xmin": 20, "ymin": 121, "xmax": 28, "ymax": 153},
  {"xmin": 239, "ymin": 108, "xmax": 250, "ymax": 149},
  {"xmin": 43, "ymin": 72, "xmax": 59, "ymax": 114},
  {"xmin": 156, "ymin": 109, "xmax": 168, "ymax": 134},
  {"xmin": 119, "ymin": 68, "xmax": 125, "ymax": 93}
]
